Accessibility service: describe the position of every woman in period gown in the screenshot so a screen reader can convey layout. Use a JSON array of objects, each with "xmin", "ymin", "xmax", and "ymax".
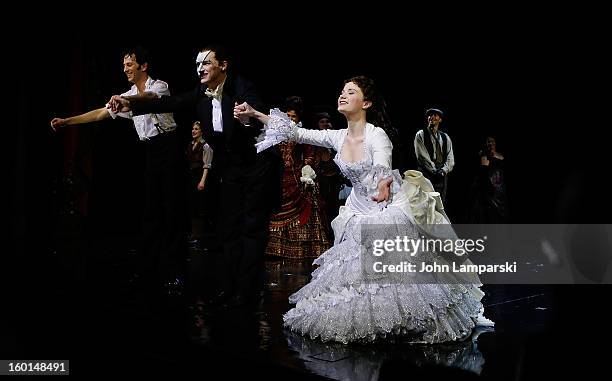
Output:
[
  {"xmin": 235, "ymin": 76, "xmax": 493, "ymax": 344},
  {"xmin": 265, "ymin": 96, "xmax": 331, "ymax": 259}
]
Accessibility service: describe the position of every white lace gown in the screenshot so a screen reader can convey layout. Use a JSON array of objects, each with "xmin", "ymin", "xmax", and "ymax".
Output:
[{"xmin": 258, "ymin": 109, "xmax": 491, "ymax": 344}]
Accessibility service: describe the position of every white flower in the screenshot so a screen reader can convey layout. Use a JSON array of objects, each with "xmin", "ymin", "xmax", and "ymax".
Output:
[{"xmin": 300, "ymin": 165, "xmax": 316, "ymax": 186}]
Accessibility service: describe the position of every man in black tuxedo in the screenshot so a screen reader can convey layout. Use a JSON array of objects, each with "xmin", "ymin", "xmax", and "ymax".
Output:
[{"xmin": 110, "ymin": 45, "xmax": 281, "ymax": 308}]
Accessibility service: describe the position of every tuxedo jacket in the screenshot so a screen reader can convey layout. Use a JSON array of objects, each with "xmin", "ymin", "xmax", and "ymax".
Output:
[
  {"xmin": 130, "ymin": 75, "xmax": 273, "ymax": 167},
  {"xmin": 130, "ymin": 75, "xmax": 283, "ymax": 210}
]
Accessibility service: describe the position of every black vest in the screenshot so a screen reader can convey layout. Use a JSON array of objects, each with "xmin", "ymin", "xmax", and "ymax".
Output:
[{"xmin": 421, "ymin": 128, "xmax": 448, "ymax": 168}]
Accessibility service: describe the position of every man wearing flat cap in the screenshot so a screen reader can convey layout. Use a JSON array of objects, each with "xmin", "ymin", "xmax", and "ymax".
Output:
[{"xmin": 414, "ymin": 107, "xmax": 455, "ymax": 203}]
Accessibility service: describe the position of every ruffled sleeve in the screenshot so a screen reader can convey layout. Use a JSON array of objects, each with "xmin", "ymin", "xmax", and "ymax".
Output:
[
  {"xmin": 256, "ymin": 108, "xmax": 342, "ymax": 153},
  {"xmin": 255, "ymin": 108, "xmax": 297, "ymax": 153},
  {"xmin": 362, "ymin": 164, "xmax": 403, "ymax": 210}
]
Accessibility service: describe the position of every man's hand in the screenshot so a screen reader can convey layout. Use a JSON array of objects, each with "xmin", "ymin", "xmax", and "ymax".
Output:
[
  {"xmin": 197, "ymin": 181, "xmax": 205, "ymax": 191},
  {"xmin": 50, "ymin": 118, "xmax": 66, "ymax": 132},
  {"xmin": 234, "ymin": 101, "xmax": 256, "ymax": 125},
  {"xmin": 108, "ymin": 95, "xmax": 132, "ymax": 113}
]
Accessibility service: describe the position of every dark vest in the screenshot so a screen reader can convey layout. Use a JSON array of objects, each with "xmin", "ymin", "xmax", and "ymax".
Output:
[{"xmin": 421, "ymin": 128, "xmax": 448, "ymax": 168}]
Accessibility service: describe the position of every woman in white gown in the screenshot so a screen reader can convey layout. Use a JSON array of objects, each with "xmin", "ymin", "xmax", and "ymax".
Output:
[{"xmin": 234, "ymin": 76, "xmax": 493, "ymax": 344}]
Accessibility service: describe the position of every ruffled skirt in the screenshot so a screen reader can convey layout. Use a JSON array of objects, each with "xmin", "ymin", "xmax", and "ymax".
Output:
[{"xmin": 283, "ymin": 172, "xmax": 487, "ymax": 344}]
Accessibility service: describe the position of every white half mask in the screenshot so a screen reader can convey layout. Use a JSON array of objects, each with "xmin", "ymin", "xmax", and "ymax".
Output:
[{"xmin": 196, "ymin": 50, "xmax": 212, "ymax": 76}]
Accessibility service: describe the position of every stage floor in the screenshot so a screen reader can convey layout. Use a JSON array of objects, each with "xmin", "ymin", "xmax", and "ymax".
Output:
[{"xmin": 4, "ymin": 233, "xmax": 607, "ymax": 379}]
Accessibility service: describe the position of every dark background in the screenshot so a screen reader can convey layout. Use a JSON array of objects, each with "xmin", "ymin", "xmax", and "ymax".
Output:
[
  {"xmin": 7, "ymin": 7, "xmax": 611, "ymax": 376},
  {"xmin": 13, "ymin": 20, "xmax": 603, "ymax": 242}
]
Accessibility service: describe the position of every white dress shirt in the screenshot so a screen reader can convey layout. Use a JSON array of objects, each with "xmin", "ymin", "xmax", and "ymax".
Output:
[
  {"xmin": 207, "ymin": 80, "xmax": 225, "ymax": 132},
  {"xmin": 106, "ymin": 76, "xmax": 177, "ymax": 141},
  {"xmin": 414, "ymin": 129, "xmax": 455, "ymax": 174}
]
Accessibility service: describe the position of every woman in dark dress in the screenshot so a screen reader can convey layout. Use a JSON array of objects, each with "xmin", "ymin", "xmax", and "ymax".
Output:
[{"xmin": 469, "ymin": 136, "xmax": 509, "ymax": 223}]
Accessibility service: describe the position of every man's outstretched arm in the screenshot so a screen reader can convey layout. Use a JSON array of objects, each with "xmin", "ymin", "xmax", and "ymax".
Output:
[
  {"xmin": 110, "ymin": 89, "xmax": 197, "ymax": 116},
  {"xmin": 50, "ymin": 107, "xmax": 111, "ymax": 131}
]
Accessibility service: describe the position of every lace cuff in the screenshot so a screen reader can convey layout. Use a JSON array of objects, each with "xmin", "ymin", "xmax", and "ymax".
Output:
[
  {"xmin": 364, "ymin": 164, "xmax": 403, "ymax": 209},
  {"xmin": 255, "ymin": 108, "xmax": 297, "ymax": 153}
]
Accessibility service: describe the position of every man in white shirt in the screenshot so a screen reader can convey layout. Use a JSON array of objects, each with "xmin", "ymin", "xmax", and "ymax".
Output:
[
  {"xmin": 51, "ymin": 47, "xmax": 188, "ymax": 299},
  {"xmin": 110, "ymin": 45, "xmax": 283, "ymax": 309},
  {"xmin": 414, "ymin": 107, "xmax": 455, "ymax": 203}
]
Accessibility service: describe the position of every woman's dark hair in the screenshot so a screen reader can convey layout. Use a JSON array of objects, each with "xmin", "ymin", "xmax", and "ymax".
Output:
[
  {"xmin": 284, "ymin": 95, "xmax": 304, "ymax": 120},
  {"xmin": 343, "ymin": 76, "xmax": 399, "ymax": 144},
  {"xmin": 344, "ymin": 76, "xmax": 405, "ymax": 170},
  {"xmin": 314, "ymin": 111, "xmax": 331, "ymax": 121},
  {"xmin": 310, "ymin": 111, "xmax": 333, "ymax": 131},
  {"xmin": 479, "ymin": 135, "xmax": 498, "ymax": 157}
]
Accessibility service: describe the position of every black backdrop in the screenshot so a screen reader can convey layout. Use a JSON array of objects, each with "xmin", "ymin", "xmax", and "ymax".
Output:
[
  {"xmin": 6, "ymin": 7, "xmax": 611, "ymax": 374},
  {"xmin": 14, "ymin": 25, "xmax": 600, "ymax": 245}
]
